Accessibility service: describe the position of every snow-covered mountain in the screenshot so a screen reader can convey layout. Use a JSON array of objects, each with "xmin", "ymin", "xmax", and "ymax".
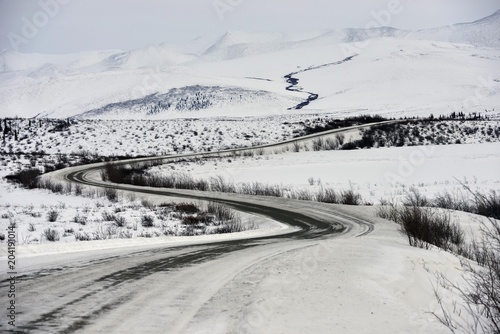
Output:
[
  {"xmin": 0, "ymin": 10, "xmax": 499, "ymax": 119},
  {"xmin": 410, "ymin": 9, "xmax": 500, "ymax": 48},
  {"xmin": 0, "ymin": 49, "xmax": 119, "ymax": 73},
  {"xmin": 95, "ymin": 45, "xmax": 196, "ymax": 71}
]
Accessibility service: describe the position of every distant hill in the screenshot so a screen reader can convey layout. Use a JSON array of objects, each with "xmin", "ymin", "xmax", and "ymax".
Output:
[{"xmin": 0, "ymin": 10, "xmax": 498, "ymax": 119}]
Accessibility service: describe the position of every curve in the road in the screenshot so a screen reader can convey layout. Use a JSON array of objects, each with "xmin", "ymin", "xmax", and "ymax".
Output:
[{"xmin": 9, "ymin": 123, "xmax": 383, "ymax": 333}]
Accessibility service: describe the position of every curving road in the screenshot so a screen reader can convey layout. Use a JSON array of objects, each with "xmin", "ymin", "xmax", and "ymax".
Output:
[{"xmin": 1, "ymin": 124, "xmax": 384, "ymax": 333}]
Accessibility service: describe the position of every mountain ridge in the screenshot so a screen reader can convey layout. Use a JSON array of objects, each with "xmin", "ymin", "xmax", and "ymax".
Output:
[
  {"xmin": 0, "ymin": 10, "xmax": 498, "ymax": 119},
  {"xmin": 1, "ymin": 9, "xmax": 499, "ymax": 74}
]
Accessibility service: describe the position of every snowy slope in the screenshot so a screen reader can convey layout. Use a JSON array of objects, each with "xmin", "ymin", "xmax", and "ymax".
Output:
[
  {"xmin": 0, "ymin": 10, "xmax": 499, "ymax": 119},
  {"xmin": 93, "ymin": 45, "xmax": 196, "ymax": 71},
  {"xmin": 0, "ymin": 49, "xmax": 119, "ymax": 73},
  {"xmin": 410, "ymin": 9, "xmax": 500, "ymax": 48},
  {"xmin": 293, "ymin": 38, "xmax": 500, "ymax": 116}
]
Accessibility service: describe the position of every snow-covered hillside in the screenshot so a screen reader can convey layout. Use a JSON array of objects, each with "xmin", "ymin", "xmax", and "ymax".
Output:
[
  {"xmin": 0, "ymin": 10, "xmax": 499, "ymax": 119},
  {"xmin": 410, "ymin": 9, "xmax": 500, "ymax": 48}
]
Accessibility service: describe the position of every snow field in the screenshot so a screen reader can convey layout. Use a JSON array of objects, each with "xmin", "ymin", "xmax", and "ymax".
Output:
[{"xmin": 153, "ymin": 142, "xmax": 500, "ymax": 205}]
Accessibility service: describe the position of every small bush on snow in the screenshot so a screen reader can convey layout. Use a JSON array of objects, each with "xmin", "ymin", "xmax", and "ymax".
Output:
[
  {"xmin": 101, "ymin": 211, "xmax": 116, "ymax": 221},
  {"xmin": 113, "ymin": 215, "xmax": 127, "ymax": 227},
  {"xmin": 43, "ymin": 228, "xmax": 60, "ymax": 242},
  {"xmin": 74, "ymin": 232, "xmax": 92, "ymax": 241},
  {"xmin": 46, "ymin": 209, "xmax": 59, "ymax": 222},
  {"xmin": 141, "ymin": 214, "xmax": 155, "ymax": 227},
  {"xmin": 73, "ymin": 214, "xmax": 88, "ymax": 225}
]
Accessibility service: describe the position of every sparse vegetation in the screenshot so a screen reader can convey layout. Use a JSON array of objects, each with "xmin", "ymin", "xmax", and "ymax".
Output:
[
  {"xmin": 104, "ymin": 188, "xmax": 118, "ymax": 202},
  {"xmin": 397, "ymin": 206, "xmax": 464, "ymax": 251},
  {"xmin": 376, "ymin": 187, "xmax": 500, "ymax": 251},
  {"xmin": 432, "ymin": 218, "xmax": 500, "ymax": 334},
  {"xmin": 5, "ymin": 168, "xmax": 42, "ymax": 189},
  {"xmin": 207, "ymin": 202, "xmax": 236, "ymax": 222},
  {"xmin": 113, "ymin": 215, "xmax": 127, "ymax": 227},
  {"xmin": 74, "ymin": 232, "xmax": 92, "ymax": 241},
  {"xmin": 73, "ymin": 214, "xmax": 88, "ymax": 225},
  {"xmin": 140, "ymin": 214, "xmax": 155, "ymax": 227},
  {"xmin": 28, "ymin": 222, "xmax": 36, "ymax": 232},
  {"xmin": 46, "ymin": 209, "xmax": 60, "ymax": 222},
  {"xmin": 43, "ymin": 228, "xmax": 60, "ymax": 242},
  {"xmin": 175, "ymin": 202, "xmax": 200, "ymax": 214},
  {"xmin": 0, "ymin": 198, "xmax": 256, "ymax": 246},
  {"xmin": 101, "ymin": 211, "xmax": 116, "ymax": 221},
  {"xmin": 101, "ymin": 162, "xmax": 366, "ymax": 206},
  {"xmin": 301, "ymin": 115, "xmax": 391, "ymax": 136}
]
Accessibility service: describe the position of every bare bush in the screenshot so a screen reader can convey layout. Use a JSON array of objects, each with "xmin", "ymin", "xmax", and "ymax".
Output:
[
  {"xmin": 399, "ymin": 206, "xmax": 464, "ymax": 251},
  {"xmin": 215, "ymin": 221, "xmax": 244, "ymax": 234},
  {"xmin": 376, "ymin": 204, "xmax": 399, "ymax": 222},
  {"xmin": 175, "ymin": 203, "xmax": 199, "ymax": 214},
  {"xmin": 118, "ymin": 229, "xmax": 133, "ymax": 239},
  {"xmin": 339, "ymin": 188, "xmax": 362, "ymax": 205},
  {"xmin": 113, "ymin": 215, "xmax": 127, "ymax": 227},
  {"xmin": 432, "ymin": 188, "xmax": 500, "ymax": 220},
  {"xmin": 46, "ymin": 209, "xmax": 59, "ymax": 222},
  {"xmin": 104, "ymin": 188, "xmax": 118, "ymax": 202},
  {"xmin": 43, "ymin": 228, "xmax": 60, "ymax": 242},
  {"xmin": 215, "ymin": 220, "xmax": 257, "ymax": 234},
  {"xmin": 141, "ymin": 214, "xmax": 155, "ymax": 227},
  {"xmin": 73, "ymin": 214, "xmax": 88, "ymax": 225},
  {"xmin": 182, "ymin": 214, "xmax": 213, "ymax": 226},
  {"xmin": 101, "ymin": 211, "xmax": 116, "ymax": 221},
  {"xmin": 207, "ymin": 202, "xmax": 237, "ymax": 222},
  {"xmin": 475, "ymin": 190, "xmax": 500, "ymax": 220},
  {"xmin": 141, "ymin": 199, "xmax": 156, "ymax": 210},
  {"xmin": 324, "ymin": 138, "xmax": 338, "ymax": 150},
  {"xmin": 74, "ymin": 232, "xmax": 92, "ymax": 241},
  {"xmin": 403, "ymin": 187, "xmax": 429, "ymax": 207},
  {"xmin": 433, "ymin": 217, "xmax": 499, "ymax": 333},
  {"xmin": 312, "ymin": 138, "xmax": 325, "ymax": 151},
  {"xmin": 336, "ymin": 133, "xmax": 345, "ymax": 146},
  {"xmin": 291, "ymin": 189, "xmax": 313, "ymax": 201},
  {"xmin": 433, "ymin": 190, "xmax": 474, "ymax": 213},
  {"xmin": 210, "ymin": 175, "xmax": 236, "ymax": 193},
  {"xmin": 138, "ymin": 230, "xmax": 160, "ymax": 238},
  {"xmin": 93, "ymin": 224, "xmax": 118, "ymax": 240},
  {"xmin": 315, "ymin": 187, "xmax": 338, "ymax": 204},
  {"xmin": 74, "ymin": 184, "xmax": 83, "ymax": 196},
  {"xmin": 5, "ymin": 168, "xmax": 42, "ymax": 189},
  {"xmin": 238, "ymin": 182, "xmax": 285, "ymax": 197}
]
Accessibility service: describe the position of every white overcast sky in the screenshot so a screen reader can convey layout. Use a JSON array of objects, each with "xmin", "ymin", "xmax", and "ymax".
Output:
[{"xmin": 0, "ymin": 0, "xmax": 498, "ymax": 54}]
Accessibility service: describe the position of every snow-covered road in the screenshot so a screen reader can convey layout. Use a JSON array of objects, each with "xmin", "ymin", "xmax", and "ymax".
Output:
[
  {"xmin": 6, "ymin": 186, "xmax": 376, "ymax": 333},
  {"xmin": 1, "ymin": 123, "xmax": 461, "ymax": 333},
  {"xmin": 4, "ymin": 191, "xmax": 454, "ymax": 333}
]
